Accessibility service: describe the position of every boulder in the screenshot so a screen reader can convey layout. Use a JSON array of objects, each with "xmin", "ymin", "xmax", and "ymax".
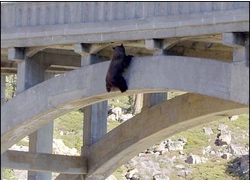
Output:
[
  {"xmin": 106, "ymin": 175, "xmax": 117, "ymax": 180},
  {"xmin": 185, "ymin": 154, "xmax": 207, "ymax": 164},
  {"xmin": 228, "ymin": 115, "xmax": 239, "ymax": 121},
  {"xmin": 229, "ymin": 145, "xmax": 249, "ymax": 156},
  {"xmin": 125, "ymin": 169, "xmax": 139, "ymax": 179},
  {"xmin": 227, "ymin": 155, "xmax": 249, "ymax": 180},
  {"xmin": 203, "ymin": 127, "xmax": 214, "ymax": 135},
  {"xmin": 107, "ymin": 114, "xmax": 116, "ymax": 122},
  {"xmin": 119, "ymin": 113, "xmax": 133, "ymax": 123},
  {"xmin": 218, "ymin": 124, "xmax": 228, "ymax": 131},
  {"xmin": 166, "ymin": 139, "xmax": 186, "ymax": 151},
  {"xmin": 216, "ymin": 130, "xmax": 231, "ymax": 146},
  {"xmin": 221, "ymin": 153, "xmax": 231, "ymax": 160},
  {"xmin": 112, "ymin": 107, "xmax": 122, "ymax": 120}
]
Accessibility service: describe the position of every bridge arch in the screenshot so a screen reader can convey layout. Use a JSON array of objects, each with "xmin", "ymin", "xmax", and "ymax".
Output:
[
  {"xmin": 86, "ymin": 93, "xmax": 247, "ymax": 179},
  {"xmin": 1, "ymin": 55, "xmax": 249, "ymax": 153}
]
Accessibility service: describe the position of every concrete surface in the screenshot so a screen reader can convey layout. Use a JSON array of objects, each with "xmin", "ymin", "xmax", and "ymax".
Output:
[{"xmin": 1, "ymin": 55, "xmax": 249, "ymax": 154}]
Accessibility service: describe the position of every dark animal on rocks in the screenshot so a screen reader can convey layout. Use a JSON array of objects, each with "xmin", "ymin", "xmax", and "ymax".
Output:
[{"xmin": 106, "ymin": 44, "xmax": 133, "ymax": 93}]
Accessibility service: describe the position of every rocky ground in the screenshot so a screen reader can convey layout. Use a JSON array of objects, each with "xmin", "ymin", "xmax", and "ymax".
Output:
[{"xmin": 107, "ymin": 108, "xmax": 249, "ymax": 180}]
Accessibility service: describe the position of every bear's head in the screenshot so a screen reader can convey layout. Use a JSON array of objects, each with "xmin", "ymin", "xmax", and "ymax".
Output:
[{"xmin": 112, "ymin": 44, "xmax": 125, "ymax": 53}]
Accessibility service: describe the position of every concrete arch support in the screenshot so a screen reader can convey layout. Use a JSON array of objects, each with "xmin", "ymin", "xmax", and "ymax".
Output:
[
  {"xmin": 1, "ymin": 55, "xmax": 249, "ymax": 154},
  {"xmin": 86, "ymin": 93, "xmax": 248, "ymax": 179}
]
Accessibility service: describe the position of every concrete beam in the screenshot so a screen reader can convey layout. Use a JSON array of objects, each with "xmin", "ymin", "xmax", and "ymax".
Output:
[
  {"xmin": 145, "ymin": 39, "xmax": 163, "ymax": 51},
  {"xmin": 1, "ymin": 8, "xmax": 249, "ymax": 48},
  {"xmin": 8, "ymin": 47, "xmax": 25, "ymax": 61},
  {"xmin": 223, "ymin": 32, "xmax": 249, "ymax": 64},
  {"xmin": 25, "ymin": 47, "xmax": 48, "ymax": 58},
  {"xmin": 1, "ymin": 150, "xmax": 87, "ymax": 174},
  {"xmin": 74, "ymin": 43, "xmax": 110, "ymax": 56},
  {"xmin": 86, "ymin": 93, "xmax": 248, "ymax": 179},
  {"xmin": 223, "ymin": 33, "xmax": 245, "ymax": 48},
  {"xmin": 1, "ymin": 56, "xmax": 249, "ymax": 154}
]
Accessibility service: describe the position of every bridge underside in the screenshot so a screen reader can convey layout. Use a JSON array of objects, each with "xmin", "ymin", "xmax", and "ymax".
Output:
[
  {"xmin": 1, "ymin": 2, "xmax": 249, "ymax": 180},
  {"xmin": 2, "ymin": 93, "xmax": 248, "ymax": 179}
]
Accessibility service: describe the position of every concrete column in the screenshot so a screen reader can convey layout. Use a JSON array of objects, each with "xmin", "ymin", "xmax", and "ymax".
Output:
[
  {"xmin": 1, "ymin": 75, "xmax": 6, "ymax": 105},
  {"xmin": 1, "ymin": 75, "xmax": 6, "ymax": 180},
  {"xmin": 8, "ymin": 48, "xmax": 53, "ymax": 180},
  {"xmin": 142, "ymin": 93, "xmax": 167, "ymax": 111},
  {"xmin": 143, "ymin": 40, "xmax": 168, "ymax": 110},
  {"xmin": 81, "ymin": 54, "xmax": 108, "ymax": 147},
  {"xmin": 28, "ymin": 71, "xmax": 55, "ymax": 180}
]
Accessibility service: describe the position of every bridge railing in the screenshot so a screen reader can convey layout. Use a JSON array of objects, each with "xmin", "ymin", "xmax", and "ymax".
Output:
[{"xmin": 1, "ymin": 2, "xmax": 249, "ymax": 29}]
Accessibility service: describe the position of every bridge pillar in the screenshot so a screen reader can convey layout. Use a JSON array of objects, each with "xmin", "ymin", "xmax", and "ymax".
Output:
[
  {"xmin": 74, "ymin": 45, "xmax": 108, "ymax": 154},
  {"xmin": 8, "ymin": 48, "xmax": 54, "ymax": 180},
  {"xmin": 142, "ymin": 93, "xmax": 167, "ymax": 111},
  {"xmin": 1, "ymin": 75, "xmax": 6, "ymax": 180},
  {"xmin": 143, "ymin": 39, "xmax": 168, "ymax": 110},
  {"xmin": 1, "ymin": 75, "xmax": 6, "ymax": 105},
  {"xmin": 81, "ymin": 55, "xmax": 108, "ymax": 144}
]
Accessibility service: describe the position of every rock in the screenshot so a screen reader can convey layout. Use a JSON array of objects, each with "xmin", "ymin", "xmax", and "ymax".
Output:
[
  {"xmin": 153, "ymin": 174, "xmax": 169, "ymax": 180},
  {"xmin": 112, "ymin": 107, "xmax": 122, "ymax": 120},
  {"xmin": 166, "ymin": 139, "xmax": 186, "ymax": 151},
  {"xmin": 179, "ymin": 151, "xmax": 185, "ymax": 155},
  {"xmin": 178, "ymin": 168, "xmax": 192, "ymax": 177},
  {"xmin": 221, "ymin": 153, "xmax": 231, "ymax": 160},
  {"xmin": 216, "ymin": 130, "xmax": 232, "ymax": 146},
  {"xmin": 53, "ymin": 139, "xmax": 80, "ymax": 155},
  {"xmin": 119, "ymin": 113, "xmax": 133, "ymax": 123},
  {"xmin": 218, "ymin": 124, "xmax": 228, "ymax": 131},
  {"xmin": 154, "ymin": 144, "xmax": 166, "ymax": 155},
  {"xmin": 10, "ymin": 144, "xmax": 28, "ymax": 151},
  {"xmin": 126, "ymin": 169, "xmax": 139, "ymax": 179},
  {"xmin": 185, "ymin": 154, "xmax": 207, "ymax": 164},
  {"xmin": 106, "ymin": 175, "xmax": 117, "ymax": 180},
  {"xmin": 107, "ymin": 114, "xmax": 116, "ymax": 122},
  {"xmin": 175, "ymin": 164, "xmax": 185, "ymax": 169},
  {"xmin": 203, "ymin": 127, "xmax": 214, "ymax": 135},
  {"xmin": 178, "ymin": 137, "xmax": 187, "ymax": 143},
  {"xmin": 228, "ymin": 115, "xmax": 239, "ymax": 121},
  {"xmin": 229, "ymin": 144, "xmax": 249, "ymax": 156},
  {"xmin": 227, "ymin": 155, "xmax": 249, "ymax": 180}
]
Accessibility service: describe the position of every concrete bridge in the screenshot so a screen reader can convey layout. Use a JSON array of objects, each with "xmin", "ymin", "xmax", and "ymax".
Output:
[{"xmin": 1, "ymin": 2, "xmax": 249, "ymax": 180}]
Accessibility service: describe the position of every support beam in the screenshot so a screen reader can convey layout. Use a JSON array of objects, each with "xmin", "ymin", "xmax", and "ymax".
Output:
[
  {"xmin": 1, "ymin": 150, "xmax": 87, "ymax": 174},
  {"xmin": 223, "ymin": 32, "xmax": 249, "ymax": 65},
  {"xmin": 142, "ymin": 93, "xmax": 167, "ymax": 110},
  {"xmin": 1, "ymin": 75, "xmax": 6, "ymax": 180},
  {"xmin": 1, "ymin": 75, "xmax": 6, "ymax": 105},
  {"xmin": 25, "ymin": 47, "xmax": 47, "ymax": 58},
  {"xmin": 2, "ymin": 56, "xmax": 249, "ymax": 155},
  {"xmin": 74, "ymin": 43, "xmax": 110, "ymax": 56},
  {"xmin": 9, "ymin": 48, "xmax": 54, "ymax": 180},
  {"xmin": 56, "ymin": 47, "xmax": 109, "ymax": 180},
  {"xmin": 28, "ymin": 68, "xmax": 55, "ymax": 180},
  {"xmin": 8, "ymin": 47, "xmax": 25, "ymax": 62},
  {"xmin": 223, "ymin": 33, "xmax": 245, "ymax": 48}
]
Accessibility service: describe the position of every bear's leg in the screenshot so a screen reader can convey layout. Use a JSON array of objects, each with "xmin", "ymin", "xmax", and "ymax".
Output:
[
  {"xmin": 115, "ymin": 76, "xmax": 128, "ymax": 93},
  {"xmin": 106, "ymin": 79, "xmax": 112, "ymax": 92}
]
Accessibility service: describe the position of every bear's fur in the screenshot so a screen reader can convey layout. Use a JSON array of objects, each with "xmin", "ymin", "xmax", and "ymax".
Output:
[{"xmin": 106, "ymin": 44, "xmax": 133, "ymax": 93}]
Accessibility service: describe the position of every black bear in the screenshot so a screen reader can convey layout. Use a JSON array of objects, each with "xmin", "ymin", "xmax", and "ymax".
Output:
[{"xmin": 106, "ymin": 44, "xmax": 133, "ymax": 93}]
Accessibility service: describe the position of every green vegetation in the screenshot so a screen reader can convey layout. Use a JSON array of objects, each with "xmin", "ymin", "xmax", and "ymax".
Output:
[
  {"xmin": 2, "ymin": 169, "xmax": 18, "ymax": 180},
  {"xmin": 185, "ymin": 159, "xmax": 238, "ymax": 180},
  {"xmin": 53, "ymin": 110, "xmax": 83, "ymax": 152}
]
